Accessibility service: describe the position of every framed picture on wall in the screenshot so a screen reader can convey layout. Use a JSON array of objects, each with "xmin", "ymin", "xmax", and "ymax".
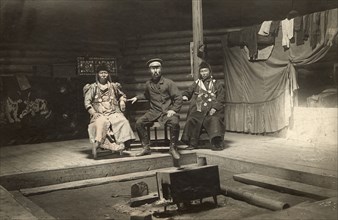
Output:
[{"xmin": 77, "ymin": 57, "xmax": 117, "ymax": 76}]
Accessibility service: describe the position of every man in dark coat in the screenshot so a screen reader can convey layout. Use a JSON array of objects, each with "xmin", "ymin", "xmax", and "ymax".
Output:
[
  {"xmin": 181, "ymin": 61, "xmax": 225, "ymax": 150},
  {"xmin": 128, "ymin": 58, "xmax": 183, "ymax": 159}
]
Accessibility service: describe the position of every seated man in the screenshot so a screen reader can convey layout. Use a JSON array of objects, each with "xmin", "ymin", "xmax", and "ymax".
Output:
[
  {"xmin": 83, "ymin": 64, "xmax": 135, "ymax": 158},
  {"xmin": 128, "ymin": 58, "xmax": 183, "ymax": 159},
  {"xmin": 181, "ymin": 61, "xmax": 225, "ymax": 151}
]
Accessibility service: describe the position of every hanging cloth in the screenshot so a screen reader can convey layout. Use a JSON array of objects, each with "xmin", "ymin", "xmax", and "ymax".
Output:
[
  {"xmin": 258, "ymin": 21, "xmax": 273, "ymax": 36},
  {"xmin": 281, "ymin": 18, "xmax": 294, "ymax": 48}
]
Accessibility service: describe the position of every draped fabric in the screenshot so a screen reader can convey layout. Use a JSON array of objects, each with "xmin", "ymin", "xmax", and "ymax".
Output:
[{"xmin": 222, "ymin": 8, "xmax": 337, "ymax": 133}]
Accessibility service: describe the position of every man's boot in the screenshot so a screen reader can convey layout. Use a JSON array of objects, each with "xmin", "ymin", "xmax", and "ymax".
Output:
[
  {"xmin": 169, "ymin": 126, "xmax": 180, "ymax": 160},
  {"xmin": 169, "ymin": 145, "xmax": 180, "ymax": 159},
  {"xmin": 211, "ymin": 136, "xmax": 224, "ymax": 151},
  {"xmin": 136, "ymin": 145, "xmax": 151, "ymax": 156},
  {"xmin": 135, "ymin": 126, "xmax": 152, "ymax": 157}
]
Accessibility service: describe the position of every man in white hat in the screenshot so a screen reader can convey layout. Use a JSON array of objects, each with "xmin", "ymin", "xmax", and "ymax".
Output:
[{"xmin": 128, "ymin": 58, "xmax": 182, "ymax": 159}]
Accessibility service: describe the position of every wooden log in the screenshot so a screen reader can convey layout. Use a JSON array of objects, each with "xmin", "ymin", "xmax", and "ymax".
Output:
[
  {"xmin": 233, "ymin": 173, "xmax": 338, "ymax": 200},
  {"xmin": 124, "ymin": 43, "xmax": 222, "ymax": 55},
  {"xmin": 204, "ymin": 28, "xmax": 243, "ymax": 35},
  {"xmin": 125, "ymin": 52, "xmax": 191, "ymax": 62},
  {"xmin": 129, "ymin": 193, "xmax": 159, "ymax": 207},
  {"xmin": 220, "ymin": 185, "xmax": 290, "ymax": 211},
  {"xmin": 19, "ymin": 165, "xmax": 197, "ymax": 196},
  {"xmin": 125, "ymin": 36, "xmax": 221, "ymax": 49},
  {"xmin": 0, "ymin": 50, "xmax": 117, "ymax": 58},
  {"xmin": 125, "ymin": 51, "xmax": 223, "ymax": 62},
  {"xmin": 77, "ymin": 40, "xmax": 120, "ymax": 47},
  {"xmin": 124, "ymin": 43, "xmax": 222, "ymax": 56},
  {"xmin": 192, "ymin": 0, "xmax": 204, "ymax": 80},
  {"xmin": 131, "ymin": 57, "xmax": 223, "ymax": 68},
  {"xmin": 126, "ymin": 27, "xmax": 242, "ymax": 41},
  {"xmin": 0, "ymin": 65, "xmax": 34, "ymax": 73},
  {"xmin": 0, "ymin": 57, "xmax": 73, "ymax": 65},
  {"xmin": 132, "ymin": 59, "xmax": 191, "ymax": 68},
  {"xmin": 124, "ymin": 45, "xmax": 191, "ymax": 55},
  {"xmin": 0, "ymin": 42, "xmax": 120, "ymax": 52}
]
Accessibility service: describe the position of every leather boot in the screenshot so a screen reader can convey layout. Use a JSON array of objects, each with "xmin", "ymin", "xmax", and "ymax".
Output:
[
  {"xmin": 136, "ymin": 128, "xmax": 151, "ymax": 156},
  {"xmin": 169, "ymin": 126, "xmax": 180, "ymax": 159},
  {"xmin": 169, "ymin": 145, "xmax": 180, "ymax": 159},
  {"xmin": 211, "ymin": 136, "xmax": 224, "ymax": 151},
  {"xmin": 136, "ymin": 146, "xmax": 151, "ymax": 156}
]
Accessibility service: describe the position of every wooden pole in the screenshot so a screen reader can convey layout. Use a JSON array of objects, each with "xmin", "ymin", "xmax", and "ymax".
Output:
[
  {"xmin": 220, "ymin": 186, "xmax": 290, "ymax": 211},
  {"xmin": 192, "ymin": 0, "xmax": 204, "ymax": 80}
]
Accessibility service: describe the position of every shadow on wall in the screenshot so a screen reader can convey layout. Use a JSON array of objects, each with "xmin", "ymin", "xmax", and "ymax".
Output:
[{"xmin": 0, "ymin": 76, "xmax": 89, "ymax": 147}]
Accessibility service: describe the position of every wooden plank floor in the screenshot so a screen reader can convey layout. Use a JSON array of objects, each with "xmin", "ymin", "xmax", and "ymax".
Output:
[
  {"xmin": 0, "ymin": 133, "xmax": 337, "ymax": 180},
  {"xmin": 199, "ymin": 132, "xmax": 338, "ymax": 178}
]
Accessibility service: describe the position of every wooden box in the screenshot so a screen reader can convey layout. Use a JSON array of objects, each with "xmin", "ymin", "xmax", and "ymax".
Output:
[{"xmin": 156, "ymin": 165, "xmax": 220, "ymax": 204}]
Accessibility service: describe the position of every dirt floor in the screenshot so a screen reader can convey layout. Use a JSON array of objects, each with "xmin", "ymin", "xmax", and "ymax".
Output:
[
  {"xmin": 28, "ymin": 176, "xmax": 269, "ymax": 220},
  {"xmin": 27, "ymin": 169, "xmax": 318, "ymax": 220}
]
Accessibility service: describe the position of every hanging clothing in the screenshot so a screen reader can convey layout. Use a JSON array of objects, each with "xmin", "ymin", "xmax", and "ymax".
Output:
[
  {"xmin": 294, "ymin": 16, "xmax": 305, "ymax": 45},
  {"xmin": 258, "ymin": 21, "xmax": 273, "ymax": 36},
  {"xmin": 241, "ymin": 25, "xmax": 260, "ymax": 59},
  {"xmin": 244, "ymin": 45, "xmax": 274, "ymax": 61},
  {"xmin": 227, "ymin": 24, "xmax": 276, "ymax": 61},
  {"xmin": 281, "ymin": 18, "xmax": 294, "ymax": 48},
  {"xmin": 310, "ymin": 12, "xmax": 321, "ymax": 48},
  {"xmin": 303, "ymin": 14, "xmax": 310, "ymax": 40},
  {"xmin": 221, "ymin": 8, "xmax": 336, "ymax": 134},
  {"xmin": 269, "ymin": 21, "xmax": 280, "ymax": 36},
  {"xmin": 325, "ymin": 8, "xmax": 338, "ymax": 46}
]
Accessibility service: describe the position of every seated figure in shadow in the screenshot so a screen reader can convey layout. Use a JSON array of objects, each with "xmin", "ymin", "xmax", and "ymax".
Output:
[
  {"xmin": 181, "ymin": 61, "xmax": 225, "ymax": 151},
  {"xmin": 83, "ymin": 64, "xmax": 135, "ymax": 158}
]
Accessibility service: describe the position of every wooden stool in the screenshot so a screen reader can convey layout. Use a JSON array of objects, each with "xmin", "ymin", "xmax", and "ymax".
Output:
[{"xmin": 145, "ymin": 122, "xmax": 170, "ymax": 147}]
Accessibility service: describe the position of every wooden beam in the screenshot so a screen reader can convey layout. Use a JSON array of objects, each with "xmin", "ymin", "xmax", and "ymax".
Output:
[
  {"xmin": 19, "ymin": 166, "xmax": 197, "ymax": 196},
  {"xmin": 129, "ymin": 193, "xmax": 159, "ymax": 207},
  {"xmin": 192, "ymin": 0, "xmax": 204, "ymax": 80},
  {"xmin": 233, "ymin": 173, "xmax": 337, "ymax": 200},
  {"xmin": 220, "ymin": 186, "xmax": 290, "ymax": 211},
  {"xmin": 126, "ymin": 27, "xmax": 242, "ymax": 41}
]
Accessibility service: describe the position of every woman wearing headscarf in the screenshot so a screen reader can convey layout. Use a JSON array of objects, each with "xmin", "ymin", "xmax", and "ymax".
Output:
[
  {"xmin": 181, "ymin": 61, "xmax": 225, "ymax": 151},
  {"xmin": 83, "ymin": 64, "xmax": 135, "ymax": 158}
]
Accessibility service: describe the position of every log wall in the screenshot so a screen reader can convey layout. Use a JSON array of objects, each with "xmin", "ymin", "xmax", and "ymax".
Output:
[
  {"xmin": 0, "ymin": 41, "xmax": 121, "ymax": 146},
  {"xmin": 0, "ymin": 42, "xmax": 120, "ymax": 77},
  {"xmin": 120, "ymin": 28, "xmax": 239, "ymax": 131}
]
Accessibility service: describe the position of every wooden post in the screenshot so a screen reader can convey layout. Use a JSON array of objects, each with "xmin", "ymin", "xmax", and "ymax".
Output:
[{"xmin": 192, "ymin": 0, "xmax": 204, "ymax": 80}]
